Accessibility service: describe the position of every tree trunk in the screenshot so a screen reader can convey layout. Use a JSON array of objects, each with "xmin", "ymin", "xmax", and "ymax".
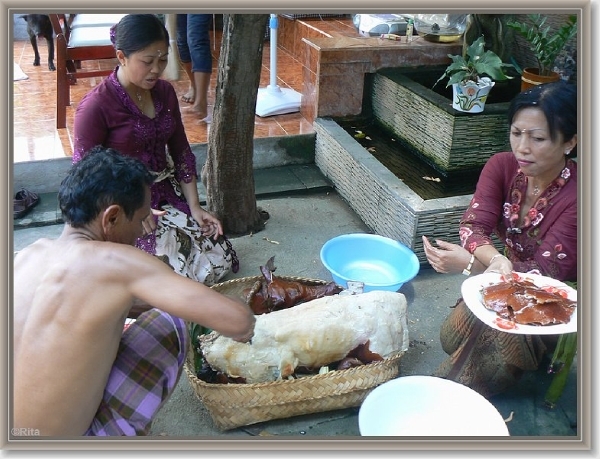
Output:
[{"xmin": 204, "ymin": 14, "xmax": 269, "ymax": 235}]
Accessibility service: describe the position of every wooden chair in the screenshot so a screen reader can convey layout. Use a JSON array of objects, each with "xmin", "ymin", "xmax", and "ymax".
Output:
[{"xmin": 49, "ymin": 14, "xmax": 124, "ymax": 129}]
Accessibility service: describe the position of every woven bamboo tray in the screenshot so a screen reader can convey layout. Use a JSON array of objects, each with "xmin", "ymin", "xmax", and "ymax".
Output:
[{"xmin": 184, "ymin": 275, "xmax": 405, "ymax": 431}]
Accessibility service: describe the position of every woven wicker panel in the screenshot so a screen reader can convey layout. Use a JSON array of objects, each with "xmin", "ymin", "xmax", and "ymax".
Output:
[
  {"xmin": 414, "ymin": 209, "xmax": 466, "ymax": 254},
  {"xmin": 313, "ymin": 118, "xmax": 507, "ymax": 264},
  {"xmin": 372, "ymin": 74, "xmax": 455, "ymax": 170},
  {"xmin": 371, "ymin": 71, "xmax": 510, "ymax": 172},
  {"xmin": 184, "ymin": 276, "xmax": 404, "ymax": 430},
  {"xmin": 314, "ymin": 119, "xmax": 475, "ymax": 264},
  {"xmin": 314, "ymin": 121, "xmax": 417, "ymax": 247}
]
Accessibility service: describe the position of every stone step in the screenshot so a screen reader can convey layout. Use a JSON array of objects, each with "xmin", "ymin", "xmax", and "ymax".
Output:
[{"xmin": 13, "ymin": 164, "xmax": 332, "ymax": 230}]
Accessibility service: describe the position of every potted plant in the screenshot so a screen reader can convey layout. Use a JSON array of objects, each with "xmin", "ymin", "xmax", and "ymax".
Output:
[
  {"xmin": 433, "ymin": 35, "xmax": 514, "ymax": 113},
  {"xmin": 507, "ymin": 14, "xmax": 577, "ymax": 91}
]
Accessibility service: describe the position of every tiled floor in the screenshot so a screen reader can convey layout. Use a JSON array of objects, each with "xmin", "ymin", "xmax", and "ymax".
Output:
[{"xmin": 12, "ymin": 27, "xmax": 313, "ymax": 163}]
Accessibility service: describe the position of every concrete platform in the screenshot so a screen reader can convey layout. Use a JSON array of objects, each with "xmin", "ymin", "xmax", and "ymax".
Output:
[{"xmin": 12, "ymin": 164, "xmax": 578, "ymax": 445}]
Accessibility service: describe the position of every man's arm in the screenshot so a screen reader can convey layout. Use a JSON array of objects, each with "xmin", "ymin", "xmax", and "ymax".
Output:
[
  {"xmin": 128, "ymin": 297, "xmax": 153, "ymax": 319},
  {"xmin": 121, "ymin": 247, "xmax": 255, "ymax": 342}
]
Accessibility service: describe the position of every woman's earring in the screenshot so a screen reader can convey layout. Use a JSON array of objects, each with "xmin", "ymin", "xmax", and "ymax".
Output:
[{"xmin": 565, "ymin": 149, "xmax": 571, "ymax": 155}]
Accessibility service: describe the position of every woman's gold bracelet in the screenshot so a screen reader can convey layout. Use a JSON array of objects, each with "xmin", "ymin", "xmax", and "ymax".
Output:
[{"xmin": 489, "ymin": 253, "xmax": 507, "ymax": 265}]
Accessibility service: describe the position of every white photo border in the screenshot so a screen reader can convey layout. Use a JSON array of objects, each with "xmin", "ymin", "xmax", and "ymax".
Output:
[{"xmin": 2, "ymin": 0, "xmax": 595, "ymax": 454}]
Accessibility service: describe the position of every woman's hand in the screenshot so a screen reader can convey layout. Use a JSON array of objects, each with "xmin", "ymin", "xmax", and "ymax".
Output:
[
  {"xmin": 484, "ymin": 253, "xmax": 513, "ymax": 278},
  {"xmin": 142, "ymin": 208, "xmax": 166, "ymax": 236},
  {"xmin": 422, "ymin": 235, "xmax": 472, "ymax": 274},
  {"xmin": 190, "ymin": 207, "xmax": 223, "ymax": 239},
  {"xmin": 179, "ymin": 180, "xmax": 222, "ymax": 239}
]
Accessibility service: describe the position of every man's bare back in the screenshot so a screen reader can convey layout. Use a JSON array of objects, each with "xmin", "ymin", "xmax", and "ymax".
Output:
[
  {"xmin": 14, "ymin": 229, "xmax": 254, "ymax": 435},
  {"xmin": 13, "ymin": 148, "xmax": 255, "ymax": 436},
  {"xmin": 14, "ymin": 233, "xmax": 145, "ymax": 434}
]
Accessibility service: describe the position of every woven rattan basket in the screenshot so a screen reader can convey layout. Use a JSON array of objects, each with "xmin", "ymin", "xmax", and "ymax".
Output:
[{"xmin": 184, "ymin": 275, "xmax": 405, "ymax": 431}]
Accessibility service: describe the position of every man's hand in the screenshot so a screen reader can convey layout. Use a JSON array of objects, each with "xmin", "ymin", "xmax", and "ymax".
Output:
[{"xmin": 232, "ymin": 315, "xmax": 256, "ymax": 344}]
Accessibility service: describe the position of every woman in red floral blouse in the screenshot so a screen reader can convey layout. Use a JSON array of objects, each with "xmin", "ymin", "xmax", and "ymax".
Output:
[{"xmin": 422, "ymin": 80, "xmax": 577, "ymax": 397}]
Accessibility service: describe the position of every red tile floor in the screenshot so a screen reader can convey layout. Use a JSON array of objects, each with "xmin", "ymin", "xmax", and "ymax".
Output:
[{"xmin": 12, "ymin": 28, "xmax": 312, "ymax": 163}]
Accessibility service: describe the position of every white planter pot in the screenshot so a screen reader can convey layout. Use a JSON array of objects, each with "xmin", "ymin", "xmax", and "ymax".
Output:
[{"xmin": 452, "ymin": 77, "xmax": 495, "ymax": 113}]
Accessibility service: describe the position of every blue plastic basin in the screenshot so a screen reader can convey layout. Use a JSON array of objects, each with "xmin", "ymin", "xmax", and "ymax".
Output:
[{"xmin": 320, "ymin": 233, "xmax": 420, "ymax": 292}]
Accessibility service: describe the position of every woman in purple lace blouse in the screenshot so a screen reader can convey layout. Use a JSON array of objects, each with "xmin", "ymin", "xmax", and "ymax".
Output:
[
  {"xmin": 73, "ymin": 14, "xmax": 234, "ymax": 286},
  {"xmin": 422, "ymin": 81, "xmax": 578, "ymax": 397}
]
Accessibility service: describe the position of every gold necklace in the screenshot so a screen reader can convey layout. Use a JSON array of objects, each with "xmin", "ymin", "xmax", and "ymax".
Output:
[
  {"xmin": 134, "ymin": 89, "xmax": 151, "ymax": 116},
  {"xmin": 531, "ymin": 160, "xmax": 568, "ymax": 197}
]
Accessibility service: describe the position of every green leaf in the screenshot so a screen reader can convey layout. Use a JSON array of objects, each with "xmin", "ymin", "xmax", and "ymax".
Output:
[
  {"xmin": 507, "ymin": 14, "xmax": 577, "ymax": 76},
  {"xmin": 433, "ymin": 35, "xmax": 513, "ymax": 88},
  {"xmin": 544, "ymin": 332, "xmax": 577, "ymax": 408},
  {"xmin": 188, "ymin": 322, "xmax": 213, "ymax": 373},
  {"xmin": 465, "ymin": 36, "xmax": 485, "ymax": 60}
]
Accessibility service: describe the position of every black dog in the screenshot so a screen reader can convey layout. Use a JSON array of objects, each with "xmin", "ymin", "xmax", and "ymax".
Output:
[{"xmin": 21, "ymin": 14, "xmax": 55, "ymax": 71}]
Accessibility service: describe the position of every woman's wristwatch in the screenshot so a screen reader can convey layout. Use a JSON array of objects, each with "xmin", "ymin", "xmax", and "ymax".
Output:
[{"xmin": 462, "ymin": 253, "xmax": 475, "ymax": 276}]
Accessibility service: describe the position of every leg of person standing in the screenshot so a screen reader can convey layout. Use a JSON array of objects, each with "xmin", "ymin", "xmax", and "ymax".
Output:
[
  {"xmin": 176, "ymin": 14, "xmax": 195, "ymax": 104},
  {"xmin": 186, "ymin": 14, "xmax": 213, "ymax": 122}
]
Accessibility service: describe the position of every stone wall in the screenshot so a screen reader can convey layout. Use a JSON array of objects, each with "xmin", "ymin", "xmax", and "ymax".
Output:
[{"xmin": 314, "ymin": 117, "xmax": 472, "ymax": 264}]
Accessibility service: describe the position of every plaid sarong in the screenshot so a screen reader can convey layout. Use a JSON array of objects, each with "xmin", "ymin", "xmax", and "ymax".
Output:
[{"xmin": 84, "ymin": 309, "xmax": 188, "ymax": 436}]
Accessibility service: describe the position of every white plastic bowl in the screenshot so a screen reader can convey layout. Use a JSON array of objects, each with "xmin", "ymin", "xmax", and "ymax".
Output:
[
  {"xmin": 320, "ymin": 233, "xmax": 420, "ymax": 292},
  {"xmin": 359, "ymin": 376, "xmax": 510, "ymax": 436}
]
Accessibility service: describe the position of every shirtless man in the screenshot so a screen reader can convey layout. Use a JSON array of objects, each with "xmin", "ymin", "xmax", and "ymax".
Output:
[{"xmin": 13, "ymin": 146, "xmax": 255, "ymax": 436}]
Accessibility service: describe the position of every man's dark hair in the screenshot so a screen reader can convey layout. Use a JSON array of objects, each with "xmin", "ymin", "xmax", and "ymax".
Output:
[{"xmin": 59, "ymin": 146, "xmax": 155, "ymax": 227}]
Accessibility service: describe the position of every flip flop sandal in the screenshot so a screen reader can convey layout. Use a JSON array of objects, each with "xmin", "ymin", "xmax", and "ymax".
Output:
[
  {"xmin": 181, "ymin": 93, "xmax": 194, "ymax": 104},
  {"xmin": 14, "ymin": 188, "xmax": 40, "ymax": 219},
  {"xmin": 257, "ymin": 207, "xmax": 270, "ymax": 222}
]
